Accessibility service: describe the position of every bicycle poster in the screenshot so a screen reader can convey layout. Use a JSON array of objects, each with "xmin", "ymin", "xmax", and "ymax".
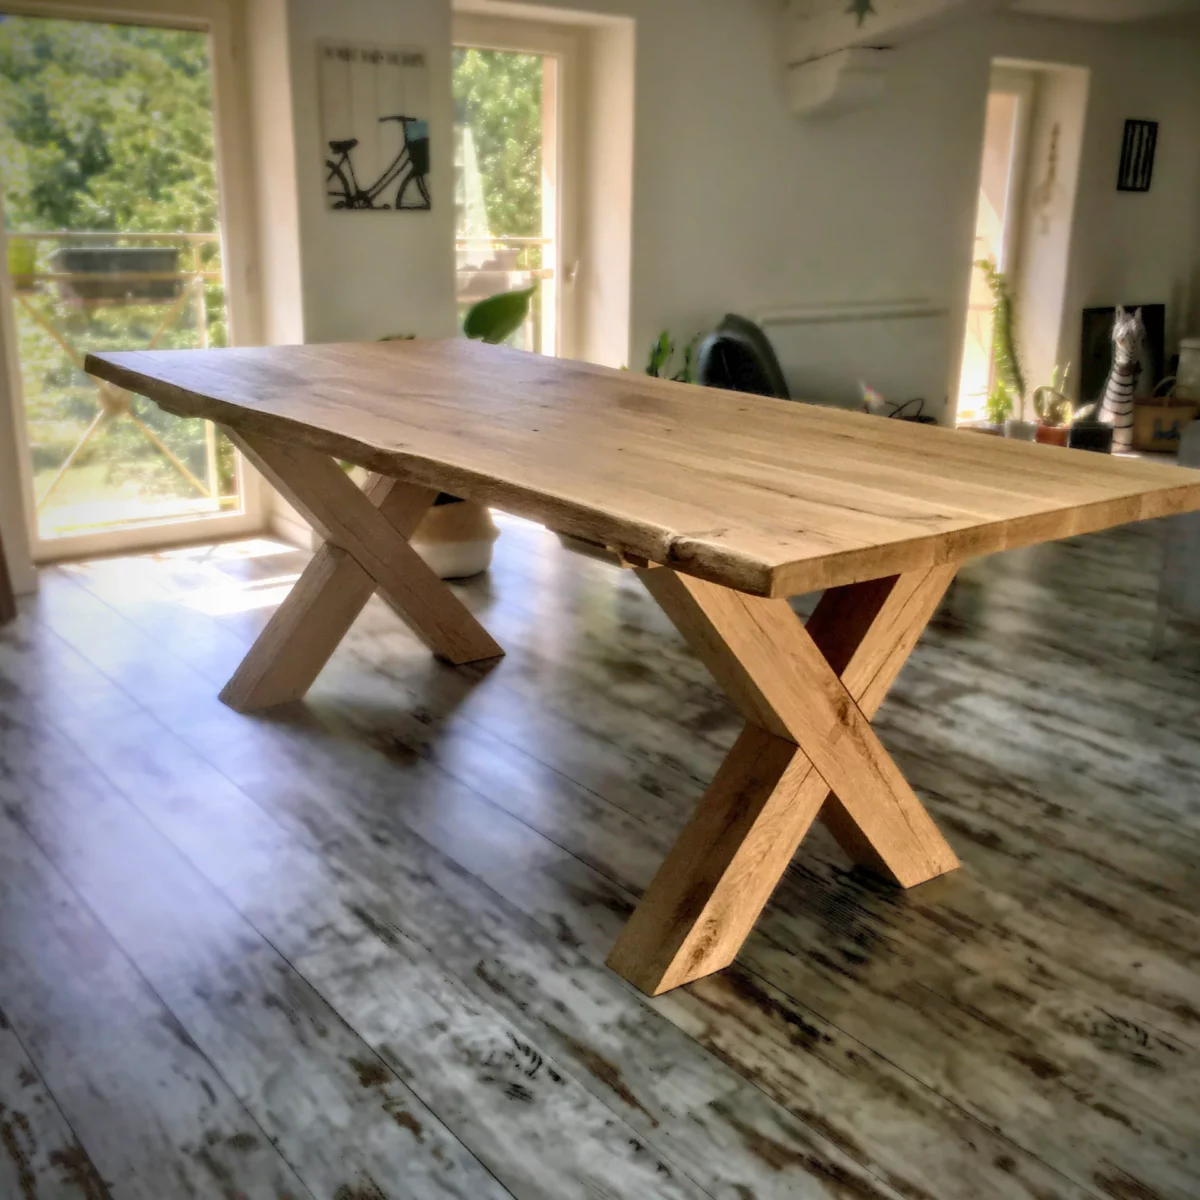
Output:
[{"xmin": 318, "ymin": 41, "xmax": 432, "ymax": 211}]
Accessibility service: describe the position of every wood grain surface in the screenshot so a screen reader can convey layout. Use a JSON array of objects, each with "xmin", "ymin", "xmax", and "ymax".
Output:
[{"xmin": 86, "ymin": 339, "xmax": 1200, "ymax": 596}]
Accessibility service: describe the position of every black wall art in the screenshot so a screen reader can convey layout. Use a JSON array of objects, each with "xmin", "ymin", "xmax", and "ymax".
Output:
[
  {"xmin": 319, "ymin": 42, "xmax": 431, "ymax": 211},
  {"xmin": 1117, "ymin": 119, "xmax": 1158, "ymax": 193}
]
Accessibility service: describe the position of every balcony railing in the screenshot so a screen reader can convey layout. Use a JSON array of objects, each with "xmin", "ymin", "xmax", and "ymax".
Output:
[
  {"xmin": 6, "ymin": 231, "xmax": 238, "ymax": 539},
  {"xmin": 456, "ymin": 235, "xmax": 554, "ymax": 353}
]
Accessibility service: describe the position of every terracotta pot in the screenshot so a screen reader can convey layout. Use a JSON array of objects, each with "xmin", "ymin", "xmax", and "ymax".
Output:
[
  {"xmin": 411, "ymin": 499, "xmax": 499, "ymax": 579},
  {"xmin": 1035, "ymin": 424, "xmax": 1069, "ymax": 447}
]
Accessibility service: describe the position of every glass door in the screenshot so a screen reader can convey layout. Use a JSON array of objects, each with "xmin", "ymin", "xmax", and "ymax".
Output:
[
  {"xmin": 453, "ymin": 17, "xmax": 575, "ymax": 357},
  {"xmin": 0, "ymin": 12, "xmax": 256, "ymax": 557}
]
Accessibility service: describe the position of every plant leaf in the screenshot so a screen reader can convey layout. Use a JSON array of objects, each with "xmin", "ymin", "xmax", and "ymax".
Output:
[{"xmin": 463, "ymin": 285, "xmax": 538, "ymax": 345}]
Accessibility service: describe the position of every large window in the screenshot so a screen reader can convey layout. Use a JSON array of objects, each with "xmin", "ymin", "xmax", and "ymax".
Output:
[{"xmin": 0, "ymin": 7, "xmax": 261, "ymax": 559}]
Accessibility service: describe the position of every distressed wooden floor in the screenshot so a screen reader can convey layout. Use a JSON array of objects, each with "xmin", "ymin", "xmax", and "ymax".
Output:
[{"xmin": 0, "ymin": 512, "xmax": 1197, "ymax": 1200}]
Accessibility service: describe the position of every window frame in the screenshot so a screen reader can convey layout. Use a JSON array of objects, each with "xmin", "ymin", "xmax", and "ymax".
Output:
[{"xmin": 0, "ymin": 0, "xmax": 267, "ymax": 562}]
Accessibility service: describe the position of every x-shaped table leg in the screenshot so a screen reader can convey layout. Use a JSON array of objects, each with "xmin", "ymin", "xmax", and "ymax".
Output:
[
  {"xmin": 220, "ymin": 433, "xmax": 503, "ymax": 712},
  {"xmin": 606, "ymin": 564, "xmax": 960, "ymax": 995}
]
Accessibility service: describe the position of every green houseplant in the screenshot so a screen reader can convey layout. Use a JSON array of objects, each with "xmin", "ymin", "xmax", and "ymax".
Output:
[
  {"xmin": 977, "ymin": 260, "xmax": 1035, "ymax": 439},
  {"xmin": 645, "ymin": 330, "xmax": 699, "ymax": 383}
]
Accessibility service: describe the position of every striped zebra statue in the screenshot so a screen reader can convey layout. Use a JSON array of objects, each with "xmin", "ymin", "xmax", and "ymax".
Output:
[{"xmin": 1099, "ymin": 306, "xmax": 1144, "ymax": 453}]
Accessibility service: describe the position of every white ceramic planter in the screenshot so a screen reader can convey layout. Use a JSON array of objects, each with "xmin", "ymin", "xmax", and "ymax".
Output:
[
  {"xmin": 411, "ymin": 499, "xmax": 500, "ymax": 579},
  {"xmin": 1004, "ymin": 418, "xmax": 1038, "ymax": 442}
]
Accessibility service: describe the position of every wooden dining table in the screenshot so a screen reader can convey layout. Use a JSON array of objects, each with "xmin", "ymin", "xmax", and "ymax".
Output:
[{"xmin": 87, "ymin": 338, "xmax": 1200, "ymax": 996}]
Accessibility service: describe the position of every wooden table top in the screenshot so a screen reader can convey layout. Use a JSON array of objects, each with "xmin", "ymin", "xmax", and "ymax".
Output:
[{"xmin": 86, "ymin": 338, "xmax": 1200, "ymax": 597}]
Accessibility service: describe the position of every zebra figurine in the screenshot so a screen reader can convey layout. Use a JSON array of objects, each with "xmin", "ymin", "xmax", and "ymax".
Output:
[{"xmin": 1099, "ymin": 306, "xmax": 1144, "ymax": 453}]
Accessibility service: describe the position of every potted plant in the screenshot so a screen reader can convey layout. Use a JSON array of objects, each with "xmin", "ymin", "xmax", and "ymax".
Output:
[
  {"xmin": 977, "ymin": 260, "xmax": 1037, "ymax": 440},
  {"xmin": 407, "ymin": 284, "xmax": 537, "ymax": 579},
  {"xmin": 982, "ymin": 381, "xmax": 1013, "ymax": 435},
  {"xmin": 645, "ymin": 329, "xmax": 699, "ymax": 383},
  {"xmin": 1033, "ymin": 363, "xmax": 1072, "ymax": 446}
]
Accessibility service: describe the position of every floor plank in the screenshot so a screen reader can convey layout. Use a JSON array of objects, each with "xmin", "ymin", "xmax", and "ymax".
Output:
[
  {"xmin": 0, "ymin": 804, "xmax": 310, "ymax": 1200},
  {"xmin": 0, "ymin": 513, "xmax": 1195, "ymax": 1199},
  {"xmin": 22, "ymin": 577, "xmax": 915, "ymax": 1198},
  {"xmin": 0, "ymin": 692, "xmax": 512, "ymax": 1200},
  {"xmin": 0, "ymin": 1006, "xmax": 109, "ymax": 1200}
]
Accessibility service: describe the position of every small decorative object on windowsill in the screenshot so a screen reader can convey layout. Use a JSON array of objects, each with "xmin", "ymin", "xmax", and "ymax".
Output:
[{"xmin": 1098, "ymin": 306, "xmax": 1145, "ymax": 453}]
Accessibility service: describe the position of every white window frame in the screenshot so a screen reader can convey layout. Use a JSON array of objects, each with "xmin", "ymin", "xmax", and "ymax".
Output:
[
  {"xmin": 989, "ymin": 66, "xmax": 1037, "ymax": 282},
  {"xmin": 954, "ymin": 66, "xmax": 1038, "ymax": 424},
  {"xmin": 0, "ymin": 0, "xmax": 266, "ymax": 563},
  {"xmin": 452, "ymin": 12, "xmax": 581, "ymax": 359}
]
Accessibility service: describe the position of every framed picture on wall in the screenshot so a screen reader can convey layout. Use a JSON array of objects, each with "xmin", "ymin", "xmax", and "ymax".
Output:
[
  {"xmin": 318, "ymin": 41, "xmax": 431, "ymax": 211},
  {"xmin": 1117, "ymin": 119, "xmax": 1158, "ymax": 193}
]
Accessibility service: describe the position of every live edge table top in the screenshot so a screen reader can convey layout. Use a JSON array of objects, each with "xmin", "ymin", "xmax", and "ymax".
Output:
[{"xmin": 86, "ymin": 338, "xmax": 1200, "ymax": 598}]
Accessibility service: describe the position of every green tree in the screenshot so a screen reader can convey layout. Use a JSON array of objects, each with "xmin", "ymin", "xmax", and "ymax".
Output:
[
  {"xmin": 453, "ymin": 47, "xmax": 542, "ymax": 238},
  {"xmin": 0, "ymin": 18, "xmax": 218, "ymax": 233}
]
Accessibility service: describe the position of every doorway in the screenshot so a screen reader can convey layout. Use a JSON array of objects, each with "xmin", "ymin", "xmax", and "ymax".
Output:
[
  {"xmin": 0, "ymin": 8, "xmax": 261, "ymax": 560},
  {"xmin": 453, "ymin": 15, "xmax": 577, "ymax": 357},
  {"xmin": 956, "ymin": 68, "xmax": 1036, "ymax": 424}
]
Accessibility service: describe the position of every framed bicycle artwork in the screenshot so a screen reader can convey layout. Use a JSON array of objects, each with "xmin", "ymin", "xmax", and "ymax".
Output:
[{"xmin": 318, "ymin": 41, "xmax": 432, "ymax": 212}]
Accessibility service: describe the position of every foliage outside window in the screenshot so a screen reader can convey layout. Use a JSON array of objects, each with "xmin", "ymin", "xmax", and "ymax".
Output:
[{"xmin": 0, "ymin": 16, "xmax": 235, "ymax": 536}]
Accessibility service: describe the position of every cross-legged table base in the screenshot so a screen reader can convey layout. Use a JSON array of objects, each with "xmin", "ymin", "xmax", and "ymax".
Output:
[
  {"xmin": 220, "ymin": 433, "xmax": 503, "ymax": 712},
  {"xmin": 220, "ymin": 435, "xmax": 959, "ymax": 996},
  {"xmin": 606, "ymin": 563, "xmax": 960, "ymax": 995}
]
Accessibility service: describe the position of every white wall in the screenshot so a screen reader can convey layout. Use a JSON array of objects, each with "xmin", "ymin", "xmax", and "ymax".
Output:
[
  {"xmin": 577, "ymin": 16, "xmax": 635, "ymax": 368},
  {"xmin": 1013, "ymin": 62, "xmax": 1090, "ymax": 406},
  {"xmin": 500, "ymin": 1, "xmax": 1200, "ymax": 416},
  {"xmin": 284, "ymin": 0, "xmax": 459, "ymax": 342},
  {"xmin": 246, "ymin": 0, "xmax": 306, "ymax": 346},
  {"xmin": 250, "ymin": 1, "xmax": 1200, "ymax": 421}
]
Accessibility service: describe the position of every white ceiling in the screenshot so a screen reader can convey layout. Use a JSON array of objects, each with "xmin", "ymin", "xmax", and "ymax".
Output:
[{"xmin": 1012, "ymin": 0, "xmax": 1200, "ymax": 21}]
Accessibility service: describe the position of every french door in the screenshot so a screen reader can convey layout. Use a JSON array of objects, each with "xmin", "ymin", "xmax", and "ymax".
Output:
[{"xmin": 0, "ymin": 0, "xmax": 262, "ymax": 561}]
